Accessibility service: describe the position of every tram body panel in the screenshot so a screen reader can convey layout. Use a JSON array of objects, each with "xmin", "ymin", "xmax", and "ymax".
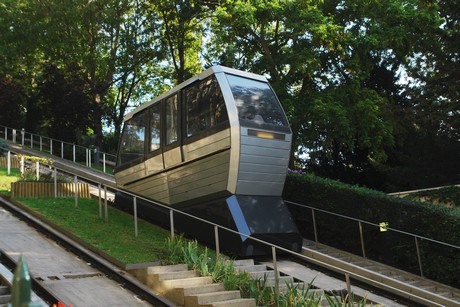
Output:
[
  {"xmin": 115, "ymin": 162, "xmax": 146, "ymax": 186},
  {"xmin": 214, "ymin": 71, "xmax": 241, "ymax": 195},
  {"xmin": 163, "ymin": 146, "xmax": 182, "ymax": 169},
  {"xmin": 182, "ymin": 129, "xmax": 231, "ymax": 162},
  {"xmin": 166, "ymin": 149, "xmax": 230, "ymax": 204},
  {"xmin": 145, "ymin": 153, "xmax": 164, "ymax": 176}
]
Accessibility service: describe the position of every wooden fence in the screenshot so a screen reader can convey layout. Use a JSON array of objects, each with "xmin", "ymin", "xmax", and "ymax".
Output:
[
  {"xmin": 11, "ymin": 182, "xmax": 90, "ymax": 198},
  {"xmin": 0, "ymin": 156, "xmax": 20, "ymax": 168}
]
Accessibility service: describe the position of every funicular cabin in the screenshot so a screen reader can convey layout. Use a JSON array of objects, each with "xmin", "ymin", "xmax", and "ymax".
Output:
[{"xmin": 114, "ymin": 66, "xmax": 301, "ymax": 256}]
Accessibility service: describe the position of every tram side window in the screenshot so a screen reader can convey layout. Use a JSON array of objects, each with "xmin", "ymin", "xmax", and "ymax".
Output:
[
  {"xmin": 166, "ymin": 95, "xmax": 178, "ymax": 145},
  {"xmin": 186, "ymin": 76, "xmax": 228, "ymax": 137},
  {"xmin": 118, "ymin": 112, "xmax": 146, "ymax": 165},
  {"xmin": 150, "ymin": 103, "xmax": 161, "ymax": 151}
]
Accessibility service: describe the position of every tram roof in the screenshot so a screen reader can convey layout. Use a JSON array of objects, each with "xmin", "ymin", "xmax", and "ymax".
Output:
[{"xmin": 124, "ymin": 65, "xmax": 269, "ymax": 121}]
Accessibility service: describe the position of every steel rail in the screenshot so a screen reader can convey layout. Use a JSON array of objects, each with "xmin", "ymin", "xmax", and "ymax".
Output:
[{"xmin": 0, "ymin": 197, "xmax": 172, "ymax": 307}]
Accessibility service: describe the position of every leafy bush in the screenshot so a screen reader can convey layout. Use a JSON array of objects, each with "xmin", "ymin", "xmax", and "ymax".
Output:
[
  {"xmin": 163, "ymin": 236, "xmax": 364, "ymax": 306},
  {"xmin": 283, "ymin": 173, "xmax": 460, "ymax": 287},
  {"xmin": 405, "ymin": 186, "xmax": 460, "ymax": 208}
]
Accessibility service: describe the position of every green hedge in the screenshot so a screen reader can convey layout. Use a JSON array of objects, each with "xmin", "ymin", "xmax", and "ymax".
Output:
[{"xmin": 283, "ymin": 173, "xmax": 460, "ymax": 288}]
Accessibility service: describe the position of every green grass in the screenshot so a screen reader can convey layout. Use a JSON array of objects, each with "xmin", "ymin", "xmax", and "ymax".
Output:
[
  {"xmin": 0, "ymin": 167, "xmax": 169, "ymax": 264},
  {"xmin": 0, "ymin": 167, "xmax": 21, "ymax": 195},
  {"xmin": 16, "ymin": 197, "xmax": 170, "ymax": 264}
]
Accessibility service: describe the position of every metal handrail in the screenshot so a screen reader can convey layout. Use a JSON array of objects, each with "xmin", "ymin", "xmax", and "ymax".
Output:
[
  {"xmin": 285, "ymin": 200, "xmax": 460, "ymax": 251},
  {"xmin": 285, "ymin": 199, "xmax": 460, "ymax": 279},
  {"xmin": 0, "ymin": 146, "xmax": 457, "ymax": 306},
  {"xmin": 0, "ymin": 125, "xmax": 117, "ymax": 174}
]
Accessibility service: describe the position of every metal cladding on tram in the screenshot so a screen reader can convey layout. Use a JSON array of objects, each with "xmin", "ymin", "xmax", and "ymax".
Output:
[{"xmin": 114, "ymin": 66, "xmax": 302, "ymax": 256}]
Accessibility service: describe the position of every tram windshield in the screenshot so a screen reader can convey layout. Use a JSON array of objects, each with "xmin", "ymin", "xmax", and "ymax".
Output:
[{"xmin": 226, "ymin": 74, "xmax": 289, "ymax": 131}]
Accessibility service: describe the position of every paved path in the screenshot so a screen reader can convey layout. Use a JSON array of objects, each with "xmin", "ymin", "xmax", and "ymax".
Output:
[{"xmin": 0, "ymin": 204, "xmax": 152, "ymax": 307}]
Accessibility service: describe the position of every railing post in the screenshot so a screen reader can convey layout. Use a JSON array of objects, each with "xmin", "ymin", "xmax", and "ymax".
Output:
[
  {"xmin": 415, "ymin": 237, "xmax": 424, "ymax": 277},
  {"xmin": 61, "ymin": 141, "xmax": 64, "ymax": 159},
  {"xmin": 73, "ymin": 144, "xmax": 76, "ymax": 162},
  {"xmin": 7, "ymin": 151, "xmax": 11, "ymax": 176},
  {"xmin": 345, "ymin": 273, "xmax": 352, "ymax": 300},
  {"xmin": 12, "ymin": 129, "xmax": 16, "ymax": 143},
  {"xmin": 359, "ymin": 221, "xmax": 366, "ymax": 258},
  {"xmin": 86, "ymin": 148, "xmax": 89, "ymax": 167},
  {"xmin": 35, "ymin": 161, "xmax": 40, "ymax": 181},
  {"xmin": 214, "ymin": 225, "xmax": 220, "ymax": 258},
  {"xmin": 50, "ymin": 139, "xmax": 53, "ymax": 155},
  {"xmin": 21, "ymin": 128, "xmax": 25, "ymax": 146},
  {"xmin": 272, "ymin": 246, "xmax": 279, "ymax": 295},
  {"xmin": 133, "ymin": 196, "xmax": 138, "ymax": 238},
  {"xmin": 10, "ymin": 255, "xmax": 36, "ymax": 307},
  {"xmin": 20, "ymin": 156, "xmax": 24, "ymax": 177},
  {"xmin": 103, "ymin": 153, "xmax": 106, "ymax": 173},
  {"xmin": 74, "ymin": 175, "xmax": 78, "ymax": 208},
  {"xmin": 169, "ymin": 210, "xmax": 174, "ymax": 240},
  {"xmin": 104, "ymin": 185, "xmax": 108, "ymax": 223},
  {"xmin": 98, "ymin": 183, "xmax": 102, "ymax": 218},
  {"xmin": 89, "ymin": 149, "xmax": 92, "ymax": 168},
  {"xmin": 312, "ymin": 208, "xmax": 318, "ymax": 244},
  {"xmin": 54, "ymin": 168, "xmax": 57, "ymax": 198}
]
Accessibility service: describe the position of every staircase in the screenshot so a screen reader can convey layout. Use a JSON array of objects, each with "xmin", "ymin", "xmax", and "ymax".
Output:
[
  {"xmin": 128, "ymin": 263, "xmax": 256, "ymax": 307},
  {"xmin": 0, "ymin": 282, "xmax": 11, "ymax": 307},
  {"xmin": 233, "ymin": 259, "xmax": 332, "ymax": 302}
]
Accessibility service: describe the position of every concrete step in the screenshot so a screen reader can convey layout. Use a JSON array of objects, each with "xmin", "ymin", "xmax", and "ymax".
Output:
[
  {"xmin": 260, "ymin": 275, "xmax": 294, "ymax": 287},
  {"xmin": 155, "ymin": 276, "xmax": 214, "ymax": 294},
  {"xmin": 128, "ymin": 263, "xmax": 189, "ymax": 283},
  {"xmin": 247, "ymin": 270, "xmax": 278, "ymax": 279},
  {"xmin": 234, "ymin": 264, "xmax": 267, "ymax": 273},
  {"xmin": 0, "ymin": 294, "xmax": 11, "ymax": 305},
  {"xmin": 167, "ymin": 283, "xmax": 226, "ymax": 305},
  {"xmin": 232, "ymin": 259, "xmax": 255, "ymax": 267},
  {"xmin": 155, "ymin": 269, "xmax": 199, "ymax": 281},
  {"xmin": 0, "ymin": 286, "xmax": 8, "ymax": 295},
  {"xmin": 184, "ymin": 290, "xmax": 242, "ymax": 307},
  {"xmin": 202, "ymin": 298, "xmax": 257, "ymax": 307}
]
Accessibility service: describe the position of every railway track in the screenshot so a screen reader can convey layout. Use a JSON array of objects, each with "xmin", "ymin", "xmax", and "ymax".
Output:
[
  {"xmin": 0, "ymin": 251, "xmax": 52, "ymax": 307},
  {"xmin": 0, "ymin": 261, "xmax": 12, "ymax": 307},
  {"xmin": 0, "ymin": 196, "xmax": 172, "ymax": 307},
  {"xmin": 3, "ymin": 142, "xmax": 460, "ymax": 306}
]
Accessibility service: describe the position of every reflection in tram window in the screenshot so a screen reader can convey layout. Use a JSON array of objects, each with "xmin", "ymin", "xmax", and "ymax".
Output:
[
  {"xmin": 226, "ymin": 74, "xmax": 288, "ymax": 128},
  {"xmin": 150, "ymin": 103, "xmax": 161, "ymax": 151},
  {"xmin": 166, "ymin": 95, "xmax": 178, "ymax": 145},
  {"xmin": 118, "ymin": 111, "xmax": 146, "ymax": 164},
  {"xmin": 186, "ymin": 76, "xmax": 229, "ymax": 137}
]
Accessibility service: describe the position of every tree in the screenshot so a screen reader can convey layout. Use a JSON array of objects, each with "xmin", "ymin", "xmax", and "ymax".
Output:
[
  {"xmin": 211, "ymin": 0, "xmax": 396, "ymax": 174},
  {"xmin": 151, "ymin": 0, "xmax": 219, "ymax": 83},
  {"xmin": 1, "ymin": 0, "xmax": 165, "ymax": 147}
]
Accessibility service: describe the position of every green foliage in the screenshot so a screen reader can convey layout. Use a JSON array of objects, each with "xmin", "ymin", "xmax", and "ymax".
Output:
[
  {"xmin": 405, "ymin": 186, "xmax": 460, "ymax": 208},
  {"xmin": 284, "ymin": 173, "xmax": 460, "ymax": 287},
  {"xmin": 163, "ymin": 235, "xmax": 366, "ymax": 306}
]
